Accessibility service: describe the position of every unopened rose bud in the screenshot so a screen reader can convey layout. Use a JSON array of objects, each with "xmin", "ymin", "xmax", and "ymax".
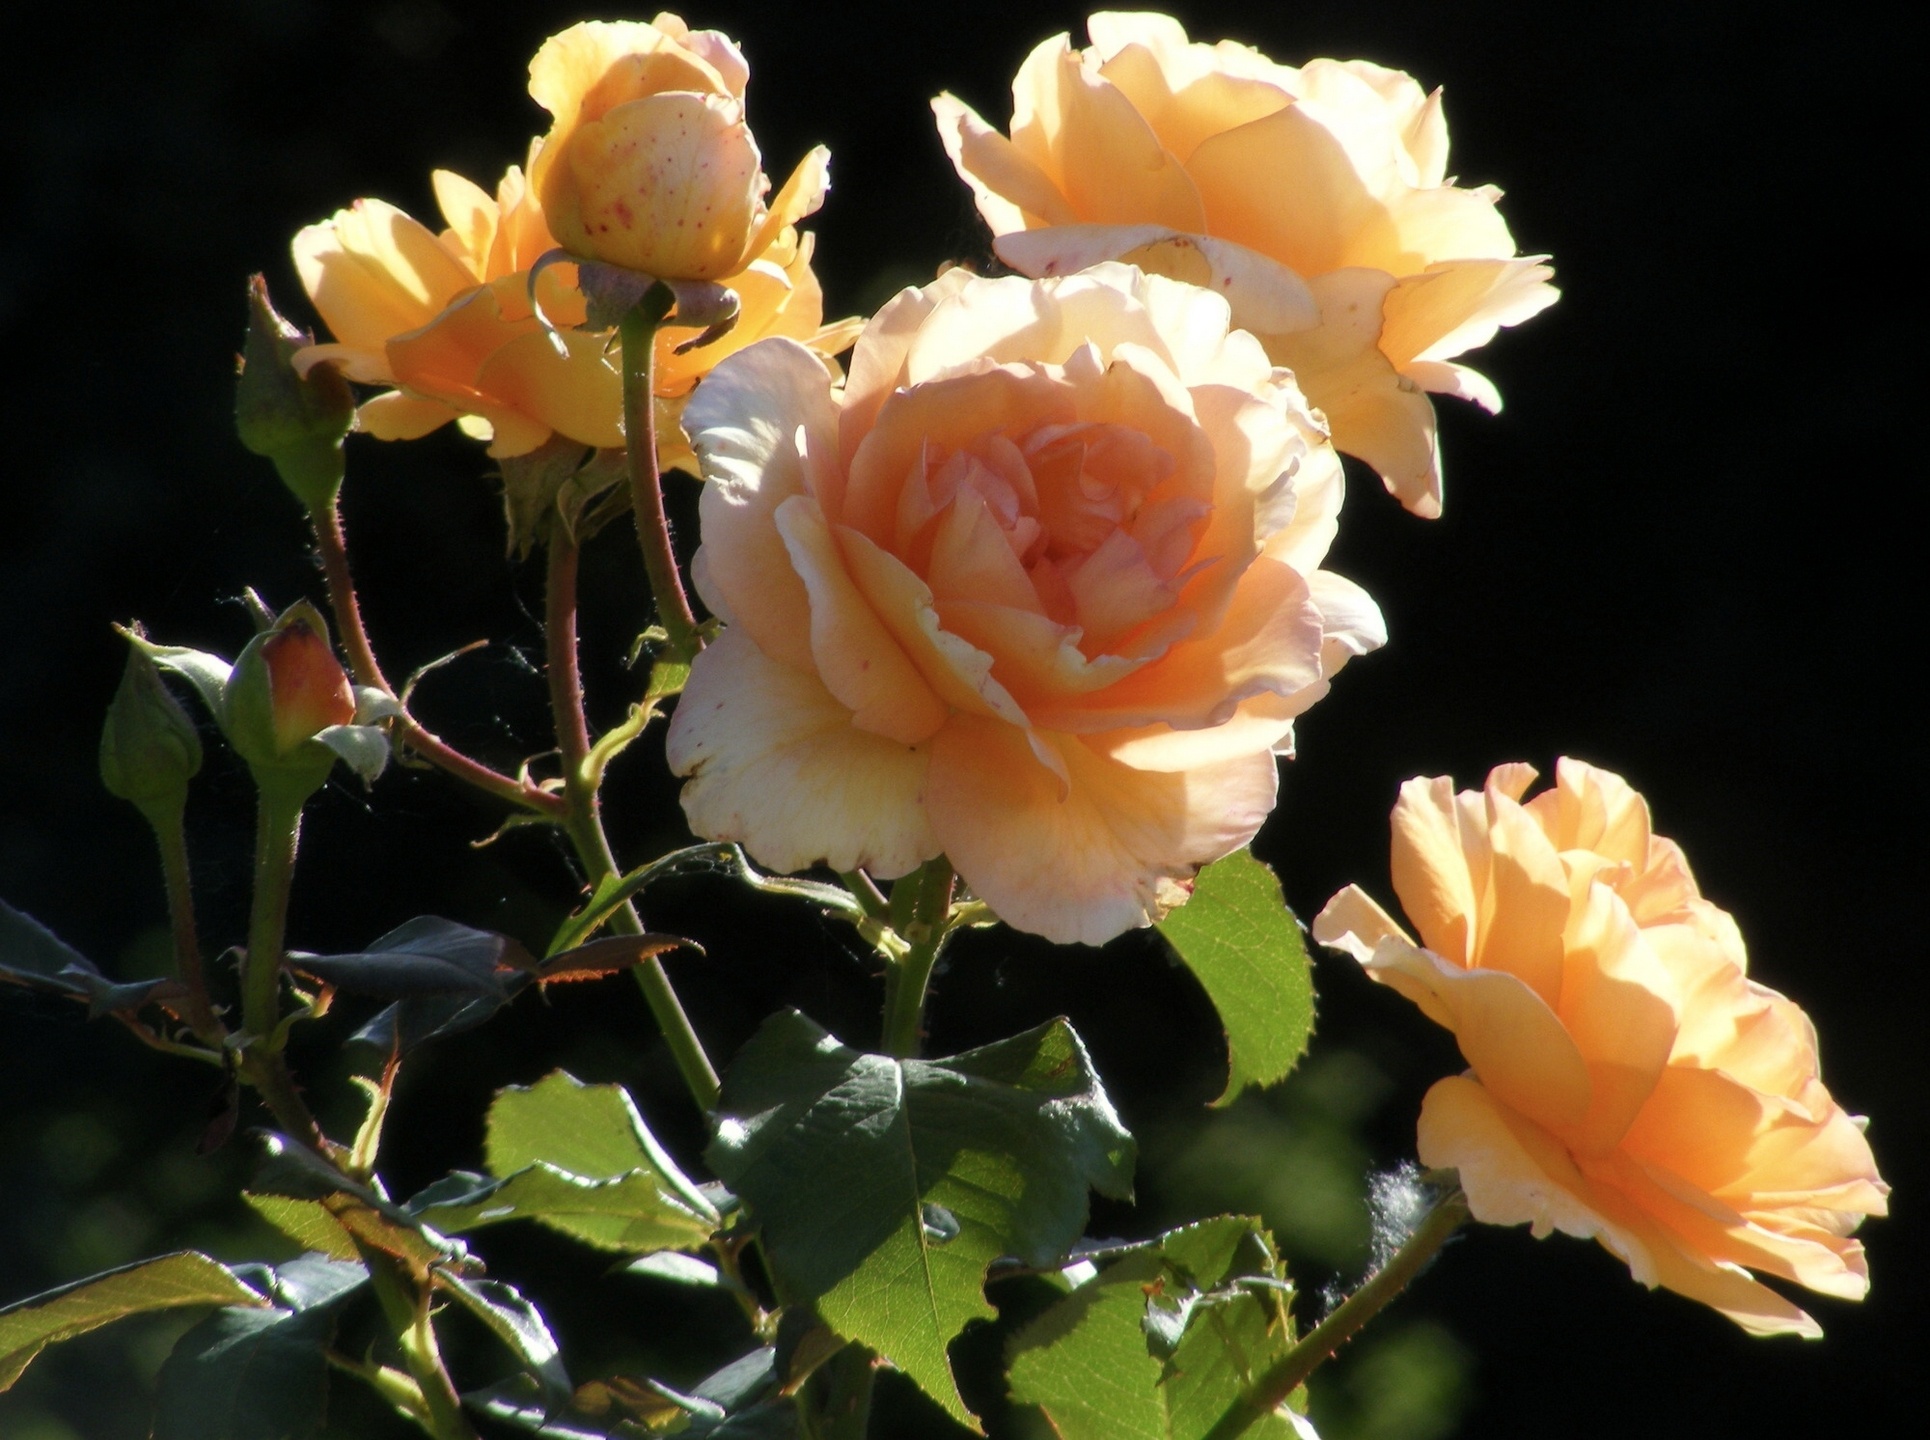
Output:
[
  {"xmin": 236, "ymin": 274, "xmax": 355, "ymax": 511},
  {"xmin": 530, "ymin": 19, "xmax": 772, "ymax": 282},
  {"xmin": 223, "ymin": 601, "xmax": 356, "ymax": 777},
  {"xmin": 99, "ymin": 640, "xmax": 203, "ymax": 825}
]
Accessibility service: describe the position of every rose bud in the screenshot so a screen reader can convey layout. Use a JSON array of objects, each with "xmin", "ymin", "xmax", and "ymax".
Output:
[
  {"xmin": 99, "ymin": 638, "xmax": 203, "ymax": 826},
  {"xmin": 223, "ymin": 601, "xmax": 356, "ymax": 773},
  {"xmin": 235, "ymin": 274, "xmax": 355, "ymax": 511},
  {"xmin": 529, "ymin": 17, "xmax": 786, "ymax": 282}
]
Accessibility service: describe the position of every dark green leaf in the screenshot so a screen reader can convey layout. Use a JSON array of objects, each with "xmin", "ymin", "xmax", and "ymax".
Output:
[
  {"xmin": 1006, "ymin": 1216, "xmax": 1308, "ymax": 1440},
  {"xmin": 464, "ymin": 1378, "xmax": 626, "ymax": 1438},
  {"xmin": 0, "ymin": 897, "xmax": 102, "ymax": 1000},
  {"xmin": 483, "ymin": 1072, "xmax": 718, "ymax": 1253},
  {"xmin": 707, "ymin": 1011, "xmax": 1135, "ymax": 1425},
  {"xmin": 1157, "ymin": 851, "xmax": 1315, "ymax": 1104},
  {"xmin": 436, "ymin": 1272, "xmax": 571, "ymax": 1412},
  {"xmin": 289, "ymin": 917, "xmax": 530, "ymax": 999},
  {"xmin": 0, "ymin": 1252, "xmax": 267, "ymax": 1390},
  {"xmin": 151, "ymin": 1257, "xmax": 365, "ymax": 1440}
]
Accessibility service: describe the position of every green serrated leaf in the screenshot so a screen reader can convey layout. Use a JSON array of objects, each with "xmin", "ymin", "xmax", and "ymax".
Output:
[
  {"xmin": 1157, "ymin": 851, "xmax": 1315, "ymax": 1105},
  {"xmin": 436, "ymin": 1272, "xmax": 571, "ymax": 1412},
  {"xmin": 0, "ymin": 1252, "xmax": 268, "ymax": 1390},
  {"xmin": 243, "ymin": 1194, "xmax": 362, "ymax": 1261},
  {"xmin": 152, "ymin": 1257, "xmax": 365, "ymax": 1440},
  {"xmin": 484, "ymin": 1073, "xmax": 719, "ymax": 1253},
  {"xmin": 707, "ymin": 1011, "xmax": 1135, "ymax": 1427},
  {"xmin": 412, "ymin": 1162, "xmax": 715, "ymax": 1255},
  {"xmin": 1007, "ymin": 1217, "xmax": 1306, "ymax": 1440}
]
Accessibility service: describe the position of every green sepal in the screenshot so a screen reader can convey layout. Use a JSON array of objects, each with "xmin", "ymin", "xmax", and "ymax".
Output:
[
  {"xmin": 236, "ymin": 274, "xmax": 354, "ymax": 512},
  {"xmin": 99, "ymin": 637, "xmax": 203, "ymax": 825}
]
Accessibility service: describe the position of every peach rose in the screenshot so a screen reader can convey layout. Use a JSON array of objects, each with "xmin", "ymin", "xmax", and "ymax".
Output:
[
  {"xmin": 531, "ymin": 16, "xmax": 810, "ymax": 283},
  {"xmin": 934, "ymin": 12, "xmax": 1558, "ymax": 516},
  {"xmin": 664, "ymin": 263, "xmax": 1383, "ymax": 945},
  {"xmin": 1315, "ymin": 759, "xmax": 1888, "ymax": 1335},
  {"xmin": 293, "ymin": 143, "xmax": 855, "ymax": 469}
]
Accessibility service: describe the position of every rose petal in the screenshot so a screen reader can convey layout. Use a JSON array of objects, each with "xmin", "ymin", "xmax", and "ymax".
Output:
[
  {"xmin": 665, "ymin": 628, "xmax": 938, "ymax": 879},
  {"xmin": 928, "ymin": 718, "xmax": 1275, "ymax": 945}
]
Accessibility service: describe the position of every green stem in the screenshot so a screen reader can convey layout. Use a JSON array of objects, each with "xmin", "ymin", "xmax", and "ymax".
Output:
[
  {"xmin": 880, "ymin": 858, "xmax": 956, "ymax": 1059},
  {"xmin": 365, "ymin": 1252, "xmax": 476, "ymax": 1440},
  {"xmin": 800, "ymin": 1343, "xmax": 875, "ymax": 1440},
  {"xmin": 310, "ymin": 497, "xmax": 564, "ymax": 818},
  {"xmin": 148, "ymin": 807, "xmax": 224, "ymax": 1044},
  {"xmin": 242, "ymin": 784, "xmax": 304, "ymax": 1046},
  {"xmin": 239, "ymin": 780, "xmax": 332, "ymax": 1155},
  {"xmin": 545, "ymin": 533, "xmax": 720, "ymax": 1111},
  {"xmin": 618, "ymin": 294, "xmax": 702, "ymax": 662},
  {"xmin": 1202, "ymin": 1188, "xmax": 1471, "ymax": 1440}
]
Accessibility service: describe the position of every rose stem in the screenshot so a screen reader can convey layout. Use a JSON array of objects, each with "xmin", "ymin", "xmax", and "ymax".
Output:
[
  {"xmin": 617, "ymin": 291, "xmax": 703, "ymax": 663},
  {"xmin": 880, "ymin": 857, "xmax": 957, "ymax": 1059},
  {"xmin": 364, "ymin": 1252, "xmax": 476, "ymax": 1440},
  {"xmin": 148, "ymin": 805, "xmax": 224, "ymax": 1044},
  {"xmin": 1201, "ymin": 1186, "xmax": 1471, "ymax": 1440},
  {"xmin": 238, "ymin": 779, "xmax": 334, "ymax": 1156},
  {"xmin": 309, "ymin": 496, "xmax": 565, "ymax": 819},
  {"xmin": 545, "ymin": 530, "xmax": 720, "ymax": 1111}
]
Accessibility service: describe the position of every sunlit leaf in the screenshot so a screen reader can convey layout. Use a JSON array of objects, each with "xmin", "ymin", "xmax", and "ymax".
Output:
[
  {"xmin": 707, "ymin": 1011, "xmax": 1135, "ymax": 1426},
  {"xmin": 1006, "ymin": 1216, "xmax": 1309, "ymax": 1440},
  {"xmin": 1157, "ymin": 851, "xmax": 1315, "ymax": 1104},
  {"xmin": 483, "ymin": 1072, "xmax": 719, "ymax": 1253},
  {"xmin": 0, "ymin": 1252, "xmax": 267, "ymax": 1390},
  {"xmin": 410, "ymin": 1161, "xmax": 715, "ymax": 1255}
]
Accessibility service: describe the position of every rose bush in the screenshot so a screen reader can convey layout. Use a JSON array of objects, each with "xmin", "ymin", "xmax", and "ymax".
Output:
[
  {"xmin": 934, "ymin": 11, "xmax": 1558, "ymax": 515},
  {"xmin": 1315, "ymin": 759, "xmax": 1888, "ymax": 1334},
  {"xmin": 293, "ymin": 16, "xmax": 854, "ymax": 469},
  {"xmin": 665, "ymin": 262, "xmax": 1383, "ymax": 945}
]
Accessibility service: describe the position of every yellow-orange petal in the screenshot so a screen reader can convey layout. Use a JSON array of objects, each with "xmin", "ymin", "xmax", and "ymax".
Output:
[
  {"xmin": 927, "ymin": 718, "xmax": 1276, "ymax": 945},
  {"xmin": 685, "ymin": 337, "xmax": 839, "ymax": 672},
  {"xmin": 664, "ymin": 627, "xmax": 939, "ymax": 879},
  {"xmin": 932, "ymin": 92, "xmax": 1080, "ymax": 233},
  {"xmin": 774, "ymin": 497, "xmax": 949, "ymax": 745},
  {"xmin": 552, "ymin": 92, "xmax": 764, "ymax": 280}
]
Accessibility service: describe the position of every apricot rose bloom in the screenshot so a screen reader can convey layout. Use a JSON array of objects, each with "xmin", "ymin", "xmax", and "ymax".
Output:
[
  {"xmin": 531, "ymin": 16, "xmax": 813, "ymax": 284},
  {"xmin": 292, "ymin": 144, "xmax": 853, "ymax": 469},
  {"xmin": 934, "ymin": 12, "xmax": 1558, "ymax": 516},
  {"xmin": 664, "ymin": 263, "xmax": 1384, "ymax": 945},
  {"xmin": 1314, "ymin": 760, "xmax": 1888, "ymax": 1335}
]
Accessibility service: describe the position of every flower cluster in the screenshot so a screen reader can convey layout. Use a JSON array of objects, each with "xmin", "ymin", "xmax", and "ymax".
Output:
[
  {"xmin": 1315, "ymin": 760, "xmax": 1888, "ymax": 1333},
  {"xmin": 293, "ymin": 14, "xmax": 857, "ymax": 469}
]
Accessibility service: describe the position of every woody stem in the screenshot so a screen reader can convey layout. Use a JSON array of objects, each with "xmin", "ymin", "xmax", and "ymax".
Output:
[
  {"xmin": 618, "ymin": 291, "xmax": 703, "ymax": 663},
  {"xmin": 544, "ymin": 532, "xmax": 720, "ymax": 1112}
]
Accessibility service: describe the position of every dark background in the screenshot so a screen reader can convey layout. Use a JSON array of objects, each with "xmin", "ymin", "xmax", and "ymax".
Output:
[{"xmin": 2, "ymin": 1, "xmax": 1919, "ymax": 1436}]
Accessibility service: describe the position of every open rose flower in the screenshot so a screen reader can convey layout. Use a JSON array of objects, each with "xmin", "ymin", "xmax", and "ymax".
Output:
[
  {"xmin": 1315, "ymin": 760, "xmax": 1888, "ymax": 1335},
  {"xmin": 292, "ymin": 142, "xmax": 854, "ymax": 469},
  {"xmin": 934, "ymin": 11, "xmax": 1558, "ymax": 515},
  {"xmin": 665, "ymin": 263, "xmax": 1383, "ymax": 944}
]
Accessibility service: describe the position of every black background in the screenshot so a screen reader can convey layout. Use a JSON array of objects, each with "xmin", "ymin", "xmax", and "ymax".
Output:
[{"xmin": 1, "ymin": 1, "xmax": 1920, "ymax": 1436}]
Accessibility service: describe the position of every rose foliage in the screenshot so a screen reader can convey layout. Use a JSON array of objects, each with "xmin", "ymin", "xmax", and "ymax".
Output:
[{"xmin": 0, "ymin": 11, "xmax": 1882, "ymax": 1440}]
